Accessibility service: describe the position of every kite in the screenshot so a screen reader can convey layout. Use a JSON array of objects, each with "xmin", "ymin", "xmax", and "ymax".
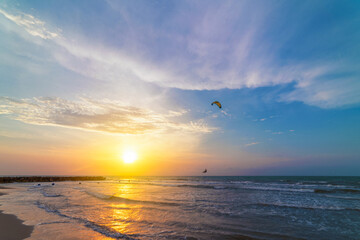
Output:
[{"xmin": 211, "ymin": 101, "xmax": 222, "ymax": 109}]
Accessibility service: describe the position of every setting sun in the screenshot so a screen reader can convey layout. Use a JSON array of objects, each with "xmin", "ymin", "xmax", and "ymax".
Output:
[{"xmin": 122, "ymin": 150, "xmax": 138, "ymax": 164}]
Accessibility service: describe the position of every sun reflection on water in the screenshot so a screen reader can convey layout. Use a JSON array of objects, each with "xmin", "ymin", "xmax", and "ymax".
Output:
[
  {"xmin": 109, "ymin": 203, "xmax": 143, "ymax": 233},
  {"xmin": 106, "ymin": 183, "xmax": 144, "ymax": 234}
]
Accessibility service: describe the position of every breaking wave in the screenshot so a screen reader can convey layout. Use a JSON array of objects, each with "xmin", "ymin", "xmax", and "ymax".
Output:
[
  {"xmin": 85, "ymin": 191, "xmax": 179, "ymax": 206},
  {"xmin": 35, "ymin": 201, "xmax": 140, "ymax": 240},
  {"xmin": 254, "ymin": 202, "xmax": 359, "ymax": 211}
]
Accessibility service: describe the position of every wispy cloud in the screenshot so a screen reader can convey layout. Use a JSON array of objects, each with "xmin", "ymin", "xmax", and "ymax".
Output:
[
  {"xmin": 1, "ymin": 2, "xmax": 359, "ymax": 108},
  {"xmin": 280, "ymin": 74, "xmax": 360, "ymax": 108},
  {"xmin": 272, "ymin": 132, "xmax": 283, "ymax": 135},
  {"xmin": 220, "ymin": 110, "xmax": 231, "ymax": 117},
  {"xmin": 0, "ymin": 97, "xmax": 214, "ymax": 135},
  {"xmin": 254, "ymin": 115, "xmax": 276, "ymax": 122},
  {"xmin": 245, "ymin": 142, "xmax": 260, "ymax": 147},
  {"xmin": 0, "ymin": 8, "xmax": 58, "ymax": 39},
  {"xmin": 0, "ymin": 7, "xmax": 180, "ymax": 98}
]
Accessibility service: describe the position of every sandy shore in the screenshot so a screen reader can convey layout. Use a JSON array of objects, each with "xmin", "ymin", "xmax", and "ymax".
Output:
[{"xmin": 0, "ymin": 192, "xmax": 34, "ymax": 240}]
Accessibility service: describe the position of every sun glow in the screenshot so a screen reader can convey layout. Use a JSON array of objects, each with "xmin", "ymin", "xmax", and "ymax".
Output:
[{"xmin": 122, "ymin": 150, "xmax": 138, "ymax": 164}]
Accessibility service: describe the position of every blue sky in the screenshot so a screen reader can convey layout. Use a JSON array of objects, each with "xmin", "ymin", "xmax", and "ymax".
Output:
[{"xmin": 0, "ymin": 0, "xmax": 359, "ymax": 175}]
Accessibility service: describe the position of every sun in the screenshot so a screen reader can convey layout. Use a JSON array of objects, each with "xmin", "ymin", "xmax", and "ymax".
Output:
[{"xmin": 122, "ymin": 150, "xmax": 138, "ymax": 164}]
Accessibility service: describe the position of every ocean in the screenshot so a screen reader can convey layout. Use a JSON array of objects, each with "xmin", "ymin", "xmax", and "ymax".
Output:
[{"xmin": 0, "ymin": 176, "xmax": 359, "ymax": 239}]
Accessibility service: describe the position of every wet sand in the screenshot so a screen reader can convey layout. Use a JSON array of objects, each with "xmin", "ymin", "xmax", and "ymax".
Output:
[{"xmin": 0, "ymin": 192, "xmax": 34, "ymax": 240}]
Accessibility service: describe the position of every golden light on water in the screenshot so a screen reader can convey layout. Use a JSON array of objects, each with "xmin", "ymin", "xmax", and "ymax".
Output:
[{"xmin": 122, "ymin": 150, "xmax": 138, "ymax": 164}]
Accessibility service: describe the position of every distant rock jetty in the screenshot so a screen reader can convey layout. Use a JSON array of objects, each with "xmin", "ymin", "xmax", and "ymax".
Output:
[{"xmin": 0, "ymin": 176, "xmax": 106, "ymax": 184}]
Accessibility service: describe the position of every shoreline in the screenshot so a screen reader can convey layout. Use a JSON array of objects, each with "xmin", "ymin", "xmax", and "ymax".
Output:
[
  {"xmin": 0, "ymin": 210, "xmax": 34, "ymax": 240},
  {"xmin": 0, "ymin": 192, "xmax": 34, "ymax": 240},
  {"xmin": 0, "ymin": 176, "xmax": 106, "ymax": 184}
]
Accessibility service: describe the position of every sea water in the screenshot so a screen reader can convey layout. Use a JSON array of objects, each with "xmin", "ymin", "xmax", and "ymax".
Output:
[{"xmin": 0, "ymin": 176, "xmax": 359, "ymax": 239}]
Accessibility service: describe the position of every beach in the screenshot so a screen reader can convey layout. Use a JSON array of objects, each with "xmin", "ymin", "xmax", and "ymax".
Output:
[
  {"xmin": 0, "ymin": 189, "xmax": 34, "ymax": 240},
  {"xmin": 1, "ymin": 0, "xmax": 359, "ymax": 239},
  {"xmin": 0, "ymin": 210, "xmax": 34, "ymax": 240},
  {"xmin": 0, "ymin": 178, "xmax": 104, "ymax": 240},
  {"xmin": 0, "ymin": 176, "xmax": 359, "ymax": 239}
]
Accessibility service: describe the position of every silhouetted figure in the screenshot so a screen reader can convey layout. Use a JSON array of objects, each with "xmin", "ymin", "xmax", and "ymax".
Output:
[
  {"xmin": 37, "ymin": 183, "xmax": 41, "ymax": 186},
  {"xmin": 203, "ymin": 169, "xmax": 207, "ymax": 173},
  {"xmin": 52, "ymin": 183, "xmax": 55, "ymax": 186}
]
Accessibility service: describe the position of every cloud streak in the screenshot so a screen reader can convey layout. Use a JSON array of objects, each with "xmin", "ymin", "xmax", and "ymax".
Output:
[
  {"xmin": 245, "ymin": 142, "xmax": 260, "ymax": 147},
  {"xmin": 0, "ymin": 8, "xmax": 58, "ymax": 39},
  {"xmin": 1, "ymin": 2, "xmax": 360, "ymax": 108},
  {"xmin": 0, "ymin": 97, "xmax": 214, "ymax": 135}
]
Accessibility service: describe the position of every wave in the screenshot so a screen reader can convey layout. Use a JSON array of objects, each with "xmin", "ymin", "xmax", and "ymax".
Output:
[
  {"xmin": 324, "ymin": 195, "xmax": 360, "ymax": 200},
  {"xmin": 296, "ymin": 181, "xmax": 328, "ymax": 185},
  {"xmin": 40, "ymin": 190, "xmax": 62, "ymax": 198},
  {"xmin": 37, "ymin": 221, "xmax": 70, "ymax": 225},
  {"xmin": 97, "ymin": 180, "xmax": 360, "ymax": 195},
  {"xmin": 28, "ymin": 185, "xmax": 63, "ymax": 197},
  {"xmin": 85, "ymin": 191, "xmax": 179, "ymax": 206},
  {"xmin": 314, "ymin": 188, "xmax": 360, "ymax": 194},
  {"xmin": 176, "ymin": 184, "xmax": 238, "ymax": 190},
  {"xmin": 122, "ymin": 181, "xmax": 319, "ymax": 194},
  {"xmin": 121, "ymin": 181, "xmax": 312, "ymax": 192},
  {"xmin": 35, "ymin": 201, "xmax": 140, "ymax": 240},
  {"xmin": 177, "ymin": 184, "xmax": 214, "ymax": 189},
  {"xmin": 119, "ymin": 181, "xmax": 233, "ymax": 190},
  {"xmin": 35, "ymin": 201, "xmax": 69, "ymax": 218},
  {"xmin": 241, "ymin": 186, "xmax": 313, "ymax": 193},
  {"xmin": 255, "ymin": 202, "xmax": 359, "ymax": 211},
  {"xmin": 177, "ymin": 183, "xmax": 353, "ymax": 194}
]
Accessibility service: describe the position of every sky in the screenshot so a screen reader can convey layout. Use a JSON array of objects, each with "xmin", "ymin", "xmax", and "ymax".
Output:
[{"xmin": 0, "ymin": 0, "xmax": 359, "ymax": 176}]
